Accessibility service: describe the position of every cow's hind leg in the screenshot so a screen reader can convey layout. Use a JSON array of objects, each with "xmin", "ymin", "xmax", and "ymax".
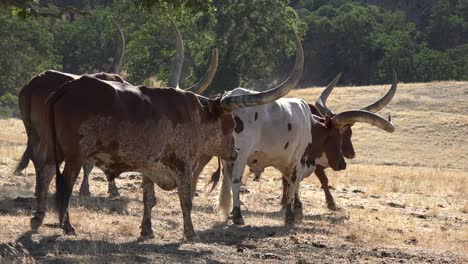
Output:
[
  {"xmin": 315, "ymin": 166, "xmax": 337, "ymax": 210},
  {"xmin": 106, "ymin": 173, "xmax": 120, "ymax": 197},
  {"xmin": 79, "ymin": 163, "xmax": 93, "ymax": 197},
  {"xmin": 56, "ymin": 161, "xmax": 81, "ymax": 235},
  {"xmin": 31, "ymin": 164, "xmax": 54, "ymax": 231},
  {"xmin": 140, "ymin": 176, "xmax": 156, "ymax": 239},
  {"xmin": 177, "ymin": 165, "xmax": 198, "ymax": 240},
  {"xmin": 284, "ymin": 168, "xmax": 300, "ymax": 226}
]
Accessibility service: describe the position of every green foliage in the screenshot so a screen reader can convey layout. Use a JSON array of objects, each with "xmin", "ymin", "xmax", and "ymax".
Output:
[
  {"xmin": 53, "ymin": 8, "xmax": 118, "ymax": 73},
  {"xmin": 0, "ymin": 0, "xmax": 467, "ymax": 119},
  {"xmin": 0, "ymin": 9, "xmax": 61, "ymax": 98},
  {"xmin": 210, "ymin": 0, "xmax": 304, "ymax": 93},
  {"xmin": 0, "ymin": 93, "xmax": 19, "ymax": 118}
]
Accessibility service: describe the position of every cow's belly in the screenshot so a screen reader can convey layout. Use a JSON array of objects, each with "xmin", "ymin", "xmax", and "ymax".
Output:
[{"xmin": 142, "ymin": 163, "xmax": 178, "ymax": 191}]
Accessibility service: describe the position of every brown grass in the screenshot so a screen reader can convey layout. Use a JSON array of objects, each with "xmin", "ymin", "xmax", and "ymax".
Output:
[{"xmin": 0, "ymin": 81, "xmax": 467, "ymax": 263}]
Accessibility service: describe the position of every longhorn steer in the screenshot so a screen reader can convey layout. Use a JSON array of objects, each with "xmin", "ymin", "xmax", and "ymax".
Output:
[
  {"xmin": 245, "ymin": 73, "xmax": 397, "ymax": 210},
  {"xmin": 195, "ymin": 73, "xmax": 396, "ymax": 226},
  {"xmin": 44, "ymin": 32, "xmax": 304, "ymax": 239}
]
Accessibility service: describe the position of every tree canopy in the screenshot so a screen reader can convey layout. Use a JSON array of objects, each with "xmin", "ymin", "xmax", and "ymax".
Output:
[{"xmin": 0, "ymin": 0, "xmax": 466, "ymax": 117}]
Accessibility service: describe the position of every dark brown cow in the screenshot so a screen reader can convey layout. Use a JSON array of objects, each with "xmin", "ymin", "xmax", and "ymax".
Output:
[{"xmin": 44, "ymin": 33, "xmax": 304, "ymax": 240}]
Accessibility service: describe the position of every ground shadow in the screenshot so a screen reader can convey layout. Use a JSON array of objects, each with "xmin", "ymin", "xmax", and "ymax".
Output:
[{"xmin": 10, "ymin": 231, "xmax": 218, "ymax": 263}]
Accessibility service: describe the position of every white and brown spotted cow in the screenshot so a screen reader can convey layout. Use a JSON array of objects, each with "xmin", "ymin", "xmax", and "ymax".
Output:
[
  {"xmin": 44, "ymin": 32, "xmax": 304, "ymax": 240},
  {"xmin": 201, "ymin": 72, "xmax": 397, "ymax": 226},
  {"xmin": 243, "ymin": 72, "xmax": 397, "ymax": 210}
]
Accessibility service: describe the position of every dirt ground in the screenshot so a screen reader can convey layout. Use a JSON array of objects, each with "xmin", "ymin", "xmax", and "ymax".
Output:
[{"xmin": 0, "ymin": 81, "xmax": 467, "ymax": 263}]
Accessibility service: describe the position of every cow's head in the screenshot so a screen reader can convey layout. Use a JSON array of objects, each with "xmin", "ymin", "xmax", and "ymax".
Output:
[
  {"xmin": 312, "ymin": 72, "xmax": 397, "ymax": 170},
  {"xmin": 315, "ymin": 71, "xmax": 397, "ymax": 162},
  {"xmin": 197, "ymin": 32, "xmax": 304, "ymax": 163}
]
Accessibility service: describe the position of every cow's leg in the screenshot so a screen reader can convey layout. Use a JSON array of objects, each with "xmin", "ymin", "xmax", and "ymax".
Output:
[
  {"xmin": 79, "ymin": 163, "xmax": 93, "ymax": 197},
  {"xmin": 229, "ymin": 159, "xmax": 248, "ymax": 225},
  {"xmin": 284, "ymin": 168, "xmax": 300, "ymax": 226},
  {"xmin": 105, "ymin": 173, "xmax": 120, "ymax": 197},
  {"xmin": 315, "ymin": 166, "xmax": 336, "ymax": 210},
  {"xmin": 140, "ymin": 176, "xmax": 156, "ymax": 239},
  {"xmin": 280, "ymin": 176, "xmax": 287, "ymax": 209},
  {"xmin": 191, "ymin": 154, "xmax": 212, "ymax": 199},
  {"xmin": 178, "ymin": 164, "xmax": 198, "ymax": 240},
  {"xmin": 57, "ymin": 161, "xmax": 81, "ymax": 235},
  {"xmin": 293, "ymin": 182, "xmax": 303, "ymax": 221},
  {"xmin": 31, "ymin": 164, "xmax": 54, "ymax": 231}
]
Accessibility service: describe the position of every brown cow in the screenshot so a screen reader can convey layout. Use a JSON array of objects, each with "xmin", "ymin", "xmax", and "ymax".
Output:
[{"xmin": 43, "ymin": 33, "xmax": 304, "ymax": 240}]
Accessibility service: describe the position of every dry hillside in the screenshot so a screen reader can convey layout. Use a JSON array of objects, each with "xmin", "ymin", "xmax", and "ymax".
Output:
[{"xmin": 0, "ymin": 81, "xmax": 467, "ymax": 263}]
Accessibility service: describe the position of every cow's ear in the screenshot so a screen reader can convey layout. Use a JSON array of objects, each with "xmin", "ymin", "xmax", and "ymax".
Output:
[{"xmin": 324, "ymin": 115, "xmax": 333, "ymax": 129}]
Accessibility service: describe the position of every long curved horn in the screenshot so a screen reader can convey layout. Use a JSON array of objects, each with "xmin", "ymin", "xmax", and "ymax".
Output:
[
  {"xmin": 332, "ymin": 110, "xmax": 395, "ymax": 132},
  {"xmin": 167, "ymin": 17, "xmax": 184, "ymax": 88},
  {"xmin": 219, "ymin": 32, "xmax": 304, "ymax": 111},
  {"xmin": 361, "ymin": 70, "xmax": 397, "ymax": 113},
  {"xmin": 315, "ymin": 73, "xmax": 342, "ymax": 117},
  {"xmin": 183, "ymin": 48, "xmax": 218, "ymax": 93},
  {"xmin": 108, "ymin": 19, "xmax": 125, "ymax": 74}
]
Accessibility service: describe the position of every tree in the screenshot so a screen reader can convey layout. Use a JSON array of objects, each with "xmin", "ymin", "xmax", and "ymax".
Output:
[{"xmin": 210, "ymin": 0, "xmax": 303, "ymax": 93}]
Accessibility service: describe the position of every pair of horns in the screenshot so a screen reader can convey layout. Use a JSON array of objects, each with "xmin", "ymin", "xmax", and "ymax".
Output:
[
  {"xmin": 167, "ymin": 17, "xmax": 217, "ymax": 94},
  {"xmin": 316, "ymin": 71, "xmax": 397, "ymax": 132},
  {"xmin": 219, "ymin": 33, "xmax": 304, "ymax": 111}
]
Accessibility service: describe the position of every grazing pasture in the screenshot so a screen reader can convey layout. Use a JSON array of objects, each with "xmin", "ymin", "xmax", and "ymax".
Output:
[{"xmin": 0, "ymin": 81, "xmax": 467, "ymax": 263}]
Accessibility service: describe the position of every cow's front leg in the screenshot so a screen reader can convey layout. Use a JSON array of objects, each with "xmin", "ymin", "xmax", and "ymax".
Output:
[
  {"xmin": 284, "ymin": 167, "xmax": 300, "ymax": 226},
  {"xmin": 315, "ymin": 166, "xmax": 337, "ymax": 210},
  {"xmin": 178, "ymin": 165, "xmax": 198, "ymax": 241},
  {"xmin": 293, "ymin": 182, "xmax": 303, "ymax": 221},
  {"xmin": 79, "ymin": 163, "xmax": 93, "ymax": 197},
  {"xmin": 228, "ymin": 159, "xmax": 248, "ymax": 225},
  {"xmin": 140, "ymin": 176, "xmax": 156, "ymax": 240}
]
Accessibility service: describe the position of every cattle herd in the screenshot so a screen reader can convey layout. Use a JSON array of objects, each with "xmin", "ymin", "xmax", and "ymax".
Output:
[{"xmin": 14, "ymin": 19, "xmax": 397, "ymax": 241}]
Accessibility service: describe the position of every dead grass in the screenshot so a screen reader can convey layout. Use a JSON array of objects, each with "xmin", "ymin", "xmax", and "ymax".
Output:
[{"xmin": 0, "ymin": 81, "xmax": 467, "ymax": 263}]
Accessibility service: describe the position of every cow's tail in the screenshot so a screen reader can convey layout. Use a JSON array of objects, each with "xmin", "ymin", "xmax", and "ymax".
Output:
[
  {"xmin": 46, "ymin": 86, "xmax": 69, "ymax": 214},
  {"xmin": 218, "ymin": 163, "xmax": 232, "ymax": 218},
  {"xmin": 14, "ymin": 143, "xmax": 32, "ymax": 175},
  {"xmin": 14, "ymin": 88, "xmax": 33, "ymax": 175},
  {"xmin": 208, "ymin": 157, "xmax": 221, "ymax": 192}
]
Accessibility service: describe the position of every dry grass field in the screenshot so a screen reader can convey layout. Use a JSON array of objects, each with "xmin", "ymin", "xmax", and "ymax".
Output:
[{"xmin": 0, "ymin": 81, "xmax": 467, "ymax": 263}]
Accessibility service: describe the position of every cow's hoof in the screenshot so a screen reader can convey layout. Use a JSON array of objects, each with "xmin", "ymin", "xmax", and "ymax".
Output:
[
  {"xmin": 109, "ymin": 191, "xmax": 121, "ymax": 198},
  {"xmin": 79, "ymin": 189, "xmax": 91, "ymax": 197},
  {"xmin": 30, "ymin": 216, "xmax": 42, "ymax": 231},
  {"xmin": 327, "ymin": 203, "xmax": 338, "ymax": 211},
  {"xmin": 184, "ymin": 232, "xmax": 200, "ymax": 242},
  {"xmin": 231, "ymin": 206, "xmax": 244, "ymax": 225},
  {"xmin": 233, "ymin": 217, "xmax": 245, "ymax": 225},
  {"xmin": 63, "ymin": 226, "xmax": 76, "ymax": 236},
  {"xmin": 138, "ymin": 232, "xmax": 155, "ymax": 242},
  {"xmin": 285, "ymin": 217, "xmax": 296, "ymax": 226},
  {"xmin": 294, "ymin": 208, "xmax": 304, "ymax": 222}
]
